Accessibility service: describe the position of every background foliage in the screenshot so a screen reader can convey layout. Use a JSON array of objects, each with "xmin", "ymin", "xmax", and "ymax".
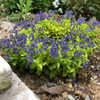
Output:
[
  {"xmin": 1, "ymin": 0, "xmax": 100, "ymax": 21},
  {"xmin": 32, "ymin": 0, "xmax": 54, "ymax": 12},
  {"xmin": 2, "ymin": 0, "xmax": 19, "ymax": 15},
  {"xmin": 67, "ymin": 0, "xmax": 100, "ymax": 20}
]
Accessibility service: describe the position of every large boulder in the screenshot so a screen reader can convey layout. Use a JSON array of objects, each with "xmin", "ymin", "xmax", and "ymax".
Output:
[
  {"xmin": 0, "ymin": 56, "xmax": 40, "ymax": 100},
  {"xmin": 0, "ymin": 56, "xmax": 12, "ymax": 92},
  {"xmin": 0, "ymin": 72, "xmax": 40, "ymax": 100}
]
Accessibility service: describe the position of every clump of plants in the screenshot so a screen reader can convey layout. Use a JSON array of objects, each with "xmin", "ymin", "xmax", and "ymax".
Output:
[
  {"xmin": 0, "ymin": 11, "xmax": 100, "ymax": 79},
  {"xmin": 66, "ymin": 0, "xmax": 100, "ymax": 20}
]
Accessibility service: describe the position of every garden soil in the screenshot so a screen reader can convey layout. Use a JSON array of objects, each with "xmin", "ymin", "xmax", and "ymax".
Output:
[{"xmin": 0, "ymin": 17, "xmax": 100, "ymax": 100}]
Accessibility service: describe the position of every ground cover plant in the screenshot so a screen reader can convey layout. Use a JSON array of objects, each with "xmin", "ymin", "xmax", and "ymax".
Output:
[{"xmin": 0, "ymin": 10, "xmax": 100, "ymax": 79}]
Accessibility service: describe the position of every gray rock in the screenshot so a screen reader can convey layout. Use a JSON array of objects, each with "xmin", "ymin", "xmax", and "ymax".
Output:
[
  {"xmin": 0, "ymin": 72, "xmax": 40, "ymax": 100},
  {"xmin": 0, "ymin": 56, "xmax": 12, "ymax": 92}
]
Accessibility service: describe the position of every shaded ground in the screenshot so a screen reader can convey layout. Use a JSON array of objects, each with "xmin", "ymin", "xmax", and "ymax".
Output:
[{"xmin": 0, "ymin": 17, "xmax": 100, "ymax": 100}]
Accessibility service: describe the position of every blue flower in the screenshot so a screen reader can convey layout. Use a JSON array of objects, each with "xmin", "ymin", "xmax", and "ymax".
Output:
[
  {"xmin": 77, "ymin": 17, "xmax": 85, "ymax": 24},
  {"xmin": 50, "ymin": 10, "xmax": 55, "ymax": 13},
  {"xmin": 85, "ymin": 37, "xmax": 90, "ymax": 42},
  {"xmin": 50, "ymin": 42, "xmax": 59, "ymax": 57},
  {"xmin": 74, "ymin": 53, "xmax": 77, "ymax": 56},
  {"xmin": 30, "ymin": 52, "xmax": 34, "ymax": 56},
  {"xmin": 29, "ymin": 56, "xmax": 33, "ymax": 63},
  {"xmin": 31, "ymin": 42, "xmax": 37, "ymax": 48}
]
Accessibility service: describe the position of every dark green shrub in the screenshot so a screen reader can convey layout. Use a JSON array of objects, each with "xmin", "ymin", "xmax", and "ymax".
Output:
[
  {"xmin": 32, "ymin": 0, "xmax": 54, "ymax": 13},
  {"xmin": 2, "ymin": 0, "xmax": 54, "ymax": 16},
  {"xmin": 2, "ymin": 0, "xmax": 19, "ymax": 15},
  {"xmin": 67, "ymin": 0, "xmax": 100, "ymax": 20}
]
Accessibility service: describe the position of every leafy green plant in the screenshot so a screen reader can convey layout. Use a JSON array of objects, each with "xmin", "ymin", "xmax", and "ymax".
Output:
[
  {"xmin": 65, "ymin": 0, "xmax": 100, "ymax": 20},
  {"xmin": 0, "ymin": 0, "xmax": 2, "ymax": 16},
  {"xmin": 8, "ymin": 13, "xmax": 21, "ymax": 21},
  {"xmin": 32, "ymin": 0, "xmax": 53, "ymax": 12},
  {"xmin": 1, "ymin": 0, "xmax": 19, "ymax": 15},
  {"xmin": 0, "ymin": 11, "xmax": 100, "ymax": 79},
  {"xmin": 17, "ymin": 0, "xmax": 33, "ymax": 20}
]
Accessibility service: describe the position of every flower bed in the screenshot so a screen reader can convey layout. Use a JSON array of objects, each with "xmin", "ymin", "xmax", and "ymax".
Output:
[{"xmin": 0, "ymin": 10, "xmax": 100, "ymax": 79}]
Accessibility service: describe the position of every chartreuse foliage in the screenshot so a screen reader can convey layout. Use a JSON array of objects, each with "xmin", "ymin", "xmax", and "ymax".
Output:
[{"xmin": 0, "ymin": 11, "xmax": 100, "ymax": 79}]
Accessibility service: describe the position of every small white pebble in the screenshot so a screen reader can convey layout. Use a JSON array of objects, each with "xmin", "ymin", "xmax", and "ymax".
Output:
[
  {"xmin": 92, "ymin": 75, "xmax": 98, "ymax": 79},
  {"xmin": 96, "ymin": 57, "xmax": 100, "ymax": 60},
  {"xmin": 90, "ymin": 77, "xmax": 94, "ymax": 80},
  {"xmin": 91, "ymin": 65, "xmax": 94, "ymax": 68},
  {"xmin": 67, "ymin": 95, "xmax": 75, "ymax": 100},
  {"xmin": 98, "ymin": 83, "xmax": 100, "ymax": 85},
  {"xmin": 94, "ymin": 55, "xmax": 96, "ymax": 57}
]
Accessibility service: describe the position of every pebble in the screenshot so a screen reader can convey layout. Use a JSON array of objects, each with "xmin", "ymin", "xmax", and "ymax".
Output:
[
  {"xmin": 62, "ymin": 91, "xmax": 68, "ymax": 98},
  {"xmin": 96, "ymin": 57, "xmax": 100, "ymax": 60},
  {"xmin": 89, "ymin": 94, "xmax": 94, "ymax": 99},
  {"xmin": 91, "ymin": 65, "xmax": 95, "ymax": 68},
  {"xmin": 67, "ymin": 95, "xmax": 75, "ymax": 100},
  {"xmin": 55, "ymin": 96, "xmax": 64, "ymax": 100},
  {"xmin": 90, "ymin": 77, "xmax": 94, "ymax": 80},
  {"xmin": 81, "ymin": 93, "xmax": 87, "ymax": 100},
  {"xmin": 57, "ymin": 80, "xmax": 64, "ymax": 85},
  {"xmin": 97, "ymin": 65, "xmax": 100, "ymax": 70},
  {"xmin": 97, "ymin": 82, "xmax": 100, "ymax": 85},
  {"xmin": 61, "ymin": 81, "xmax": 64, "ymax": 85},
  {"xmin": 85, "ymin": 95, "xmax": 90, "ymax": 100},
  {"xmin": 92, "ymin": 80, "xmax": 98, "ymax": 84},
  {"xmin": 67, "ymin": 83, "xmax": 73, "ymax": 88},
  {"xmin": 66, "ymin": 79, "xmax": 73, "ymax": 83},
  {"xmin": 94, "ymin": 55, "xmax": 96, "ymax": 57},
  {"xmin": 74, "ymin": 90, "xmax": 81, "ymax": 95},
  {"xmin": 64, "ymin": 83, "xmax": 74, "ymax": 93},
  {"xmin": 94, "ymin": 91, "xmax": 100, "ymax": 100},
  {"xmin": 58, "ymin": 80, "xmax": 62, "ymax": 84},
  {"xmin": 74, "ymin": 84, "xmax": 78, "ymax": 90},
  {"xmin": 92, "ymin": 75, "xmax": 98, "ymax": 79}
]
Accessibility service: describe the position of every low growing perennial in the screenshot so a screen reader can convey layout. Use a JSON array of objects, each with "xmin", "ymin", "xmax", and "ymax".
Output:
[{"xmin": 0, "ymin": 11, "xmax": 100, "ymax": 79}]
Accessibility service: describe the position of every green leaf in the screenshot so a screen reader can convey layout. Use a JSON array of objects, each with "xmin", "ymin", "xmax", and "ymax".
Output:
[
  {"xmin": 50, "ymin": 72, "xmax": 55, "ymax": 79},
  {"xmin": 72, "ymin": 72, "xmax": 76, "ymax": 77},
  {"xmin": 70, "ymin": 68, "xmax": 75, "ymax": 73},
  {"xmin": 89, "ymin": 6, "xmax": 96, "ymax": 11},
  {"xmin": 57, "ymin": 62, "xmax": 60, "ymax": 69},
  {"xmin": 72, "ymin": 5, "xmax": 79, "ymax": 10},
  {"xmin": 12, "ymin": 62, "xmax": 17, "ymax": 66},
  {"xmin": 62, "ymin": 71, "xmax": 67, "ymax": 77},
  {"xmin": 17, "ymin": 4, "xmax": 21, "ymax": 10}
]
